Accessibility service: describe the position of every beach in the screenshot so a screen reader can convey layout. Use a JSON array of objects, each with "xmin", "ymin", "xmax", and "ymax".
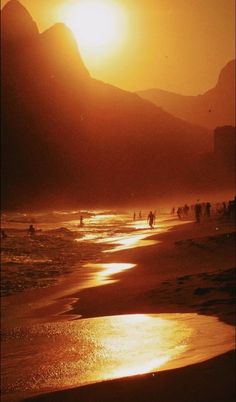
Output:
[
  {"xmin": 1, "ymin": 211, "xmax": 235, "ymax": 402},
  {"xmin": 2, "ymin": 2, "xmax": 235, "ymax": 401}
]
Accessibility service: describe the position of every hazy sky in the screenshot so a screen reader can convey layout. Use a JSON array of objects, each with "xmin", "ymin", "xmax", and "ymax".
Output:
[{"xmin": 2, "ymin": 0, "xmax": 235, "ymax": 94}]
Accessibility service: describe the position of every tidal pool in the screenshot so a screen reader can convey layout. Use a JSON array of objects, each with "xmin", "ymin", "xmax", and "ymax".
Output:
[{"xmin": 2, "ymin": 313, "xmax": 235, "ymax": 397}]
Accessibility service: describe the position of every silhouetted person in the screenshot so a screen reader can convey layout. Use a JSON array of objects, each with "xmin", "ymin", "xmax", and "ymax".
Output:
[
  {"xmin": 177, "ymin": 207, "xmax": 182, "ymax": 220},
  {"xmin": 183, "ymin": 204, "xmax": 190, "ymax": 216},
  {"xmin": 195, "ymin": 202, "xmax": 202, "ymax": 223},
  {"xmin": 216, "ymin": 202, "xmax": 222, "ymax": 214},
  {"xmin": 222, "ymin": 202, "xmax": 227, "ymax": 215},
  {"xmin": 28, "ymin": 225, "xmax": 35, "ymax": 236},
  {"xmin": 148, "ymin": 211, "xmax": 155, "ymax": 228},
  {"xmin": 139, "ymin": 211, "xmax": 142, "ymax": 219},
  {"xmin": 228, "ymin": 197, "xmax": 236, "ymax": 220},
  {"xmin": 171, "ymin": 207, "xmax": 175, "ymax": 215},
  {"xmin": 205, "ymin": 202, "xmax": 211, "ymax": 217},
  {"xmin": 1, "ymin": 230, "xmax": 7, "ymax": 239},
  {"xmin": 133, "ymin": 212, "xmax": 136, "ymax": 221},
  {"xmin": 80, "ymin": 216, "xmax": 84, "ymax": 227}
]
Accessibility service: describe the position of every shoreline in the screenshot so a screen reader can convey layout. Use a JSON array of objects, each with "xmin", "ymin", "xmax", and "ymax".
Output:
[
  {"xmin": 68, "ymin": 217, "xmax": 236, "ymax": 326},
  {"xmin": 1, "ymin": 215, "xmax": 178, "ymax": 327},
  {"xmin": 1, "ymin": 215, "xmax": 235, "ymax": 402},
  {"xmin": 21, "ymin": 351, "xmax": 235, "ymax": 402}
]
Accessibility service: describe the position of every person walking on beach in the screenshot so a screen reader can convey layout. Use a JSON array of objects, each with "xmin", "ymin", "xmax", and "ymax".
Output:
[
  {"xmin": 205, "ymin": 202, "xmax": 211, "ymax": 218},
  {"xmin": 194, "ymin": 201, "xmax": 202, "ymax": 223},
  {"xmin": 133, "ymin": 212, "xmax": 136, "ymax": 221},
  {"xmin": 80, "ymin": 216, "xmax": 84, "ymax": 227},
  {"xmin": 177, "ymin": 207, "xmax": 182, "ymax": 220},
  {"xmin": 148, "ymin": 211, "xmax": 155, "ymax": 229},
  {"xmin": 183, "ymin": 204, "xmax": 190, "ymax": 216}
]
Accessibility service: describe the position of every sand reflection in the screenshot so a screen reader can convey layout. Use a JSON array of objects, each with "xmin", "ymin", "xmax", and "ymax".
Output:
[
  {"xmin": 84, "ymin": 262, "xmax": 136, "ymax": 285},
  {"xmin": 100, "ymin": 233, "xmax": 159, "ymax": 252},
  {"xmin": 2, "ymin": 314, "xmax": 235, "ymax": 395}
]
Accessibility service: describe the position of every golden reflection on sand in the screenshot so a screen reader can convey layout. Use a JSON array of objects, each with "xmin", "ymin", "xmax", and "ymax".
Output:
[
  {"xmin": 128, "ymin": 221, "xmax": 162, "ymax": 230},
  {"xmin": 75, "ymin": 233, "xmax": 100, "ymax": 241},
  {"xmin": 84, "ymin": 262, "xmax": 136, "ymax": 284},
  {"xmin": 100, "ymin": 233, "xmax": 159, "ymax": 252},
  {"xmin": 73, "ymin": 213, "xmax": 174, "ymax": 252},
  {"xmin": 100, "ymin": 314, "xmax": 192, "ymax": 378},
  {"xmin": 2, "ymin": 313, "xmax": 235, "ymax": 394},
  {"xmin": 112, "ymin": 356, "xmax": 171, "ymax": 378}
]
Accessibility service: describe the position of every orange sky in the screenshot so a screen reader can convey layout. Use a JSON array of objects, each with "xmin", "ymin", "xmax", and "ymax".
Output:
[{"xmin": 2, "ymin": 0, "xmax": 235, "ymax": 95}]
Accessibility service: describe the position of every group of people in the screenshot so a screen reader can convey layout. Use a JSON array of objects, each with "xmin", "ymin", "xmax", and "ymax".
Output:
[
  {"xmin": 173, "ymin": 197, "xmax": 236, "ymax": 223},
  {"xmin": 1, "ymin": 198, "xmax": 235, "ymax": 241}
]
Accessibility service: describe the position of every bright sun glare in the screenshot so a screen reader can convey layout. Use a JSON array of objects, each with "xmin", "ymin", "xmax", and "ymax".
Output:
[{"xmin": 59, "ymin": 0, "xmax": 127, "ymax": 61}]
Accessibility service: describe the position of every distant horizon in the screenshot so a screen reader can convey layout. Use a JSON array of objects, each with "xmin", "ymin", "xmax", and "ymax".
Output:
[{"xmin": 1, "ymin": 0, "xmax": 235, "ymax": 96}]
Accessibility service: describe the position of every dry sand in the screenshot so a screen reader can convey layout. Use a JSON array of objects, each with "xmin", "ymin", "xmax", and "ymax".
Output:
[{"xmin": 2, "ymin": 216, "xmax": 236, "ymax": 402}]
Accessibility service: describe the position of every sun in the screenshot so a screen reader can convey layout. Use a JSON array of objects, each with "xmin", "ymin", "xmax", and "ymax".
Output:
[{"xmin": 58, "ymin": 0, "xmax": 127, "ymax": 62}]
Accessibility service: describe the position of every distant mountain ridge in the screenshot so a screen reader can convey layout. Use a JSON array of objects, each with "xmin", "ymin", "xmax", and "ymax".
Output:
[
  {"xmin": 137, "ymin": 60, "xmax": 235, "ymax": 130},
  {"xmin": 1, "ymin": 0, "xmax": 225, "ymax": 209}
]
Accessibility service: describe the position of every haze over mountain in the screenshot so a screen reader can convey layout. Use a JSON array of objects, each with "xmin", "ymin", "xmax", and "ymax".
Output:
[
  {"xmin": 1, "ymin": 0, "xmax": 230, "ymax": 209},
  {"xmin": 137, "ymin": 60, "xmax": 235, "ymax": 130}
]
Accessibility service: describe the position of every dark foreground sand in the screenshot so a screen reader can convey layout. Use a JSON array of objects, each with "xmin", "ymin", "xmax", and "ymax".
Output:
[{"xmin": 6, "ymin": 217, "xmax": 236, "ymax": 402}]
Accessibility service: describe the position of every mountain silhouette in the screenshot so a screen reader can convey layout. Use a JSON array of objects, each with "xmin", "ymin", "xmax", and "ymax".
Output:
[
  {"xmin": 137, "ymin": 60, "xmax": 235, "ymax": 130},
  {"xmin": 1, "ymin": 0, "xmax": 225, "ymax": 209},
  {"xmin": 1, "ymin": 0, "xmax": 38, "ymax": 46},
  {"xmin": 40, "ymin": 23, "xmax": 90, "ymax": 81}
]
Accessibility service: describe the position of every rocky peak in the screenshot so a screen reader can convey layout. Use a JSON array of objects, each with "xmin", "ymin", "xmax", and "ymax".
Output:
[
  {"xmin": 217, "ymin": 59, "xmax": 235, "ymax": 91},
  {"xmin": 1, "ymin": 0, "xmax": 39, "ymax": 45},
  {"xmin": 40, "ymin": 23, "xmax": 90, "ymax": 79}
]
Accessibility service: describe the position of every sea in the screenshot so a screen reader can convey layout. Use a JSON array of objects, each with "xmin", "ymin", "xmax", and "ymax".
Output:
[{"xmin": 1, "ymin": 209, "xmax": 167, "ymax": 297}]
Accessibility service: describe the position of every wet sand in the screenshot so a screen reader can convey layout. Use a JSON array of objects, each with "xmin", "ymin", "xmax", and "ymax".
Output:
[
  {"xmin": 21, "ymin": 351, "xmax": 236, "ymax": 402},
  {"xmin": 66, "ymin": 218, "xmax": 236, "ymax": 326},
  {"xmin": 1, "ymin": 215, "xmax": 235, "ymax": 402}
]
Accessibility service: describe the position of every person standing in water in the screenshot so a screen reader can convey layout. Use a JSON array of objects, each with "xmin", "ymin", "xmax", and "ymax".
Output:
[
  {"xmin": 1, "ymin": 230, "xmax": 7, "ymax": 239},
  {"xmin": 80, "ymin": 216, "xmax": 84, "ymax": 227},
  {"xmin": 133, "ymin": 212, "xmax": 136, "ymax": 221},
  {"xmin": 28, "ymin": 225, "xmax": 36, "ymax": 236},
  {"xmin": 147, "ymin": 211, "xmax": 155, "ymax": 229}
]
